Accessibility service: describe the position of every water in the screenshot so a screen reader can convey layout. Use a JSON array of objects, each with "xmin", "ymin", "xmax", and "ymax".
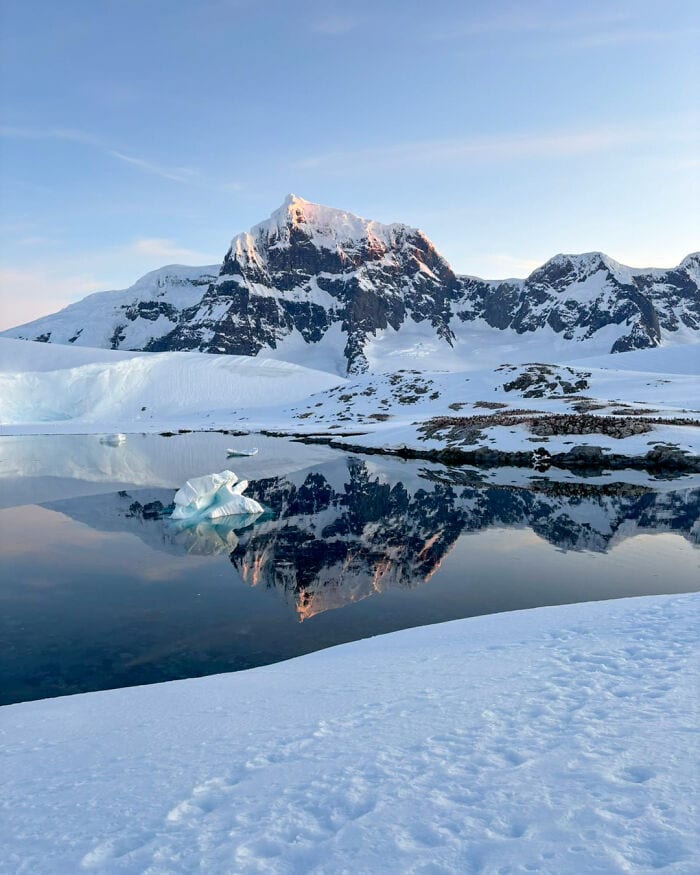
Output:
[{"xmin": 1, "ymin": 433, "xmax": 698, "ymax": 705}]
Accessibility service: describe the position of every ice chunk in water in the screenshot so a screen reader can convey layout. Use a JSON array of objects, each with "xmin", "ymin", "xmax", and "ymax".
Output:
[
  {"xmin": 205, "ymin": 494, "xmax": 263, "ymax": 518},
  {"xmin": 100, "ymin": 433, "xmax": 127, "ymax": 446},
  {"xmin": 173, "ymin": 470, "xmax": 238, "ymax": 508},
  {"xmin": 171, "ymin": 470, "xmax": 263, "ymax": 521}
]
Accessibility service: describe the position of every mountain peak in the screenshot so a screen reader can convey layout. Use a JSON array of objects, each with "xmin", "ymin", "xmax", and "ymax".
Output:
[
  {"xmin": 282, "ymin": 192, "xmax": 307, "ymax": 207},
  {"xmin": 529, "ymin": 251, "xmax": 635, "ymax": 285},
  {"xmin": 678, "ymin": 252, "xmax": 700, "ymax": 282},
  {"xmin": 243, "ymin": 195, "xmax": 415, "ymax": 254},
  {"xmin": 679, "ymin": 252, "xmax": 700, "ymax": 269}
]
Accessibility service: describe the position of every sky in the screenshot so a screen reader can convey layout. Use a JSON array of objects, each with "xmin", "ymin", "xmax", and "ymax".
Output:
[{"xmin": 0, "ymin": 0, "xmax": 698, "ymax": 329}]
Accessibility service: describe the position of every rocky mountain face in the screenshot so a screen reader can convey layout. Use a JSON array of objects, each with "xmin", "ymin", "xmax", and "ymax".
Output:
[
  {"xmin": 457, "ymin": 251, "xmax": 700, "ymax": 353},
  {"xmin": 4, "ymin": 195, "xmax": 698, "ymax": 373},
  {"xmin": 152, "ymin": 195, "xmax": 459, "ymax": 374}
]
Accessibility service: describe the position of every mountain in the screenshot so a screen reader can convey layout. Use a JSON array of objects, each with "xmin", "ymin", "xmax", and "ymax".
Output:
[
  {"xmin": 151, "ymin": 194, "xmax": 459, "ymax": 374},
  {"xmin": 4, "ymin": 264, "xmax": 218, "ymax": 351},
  {"xmin": 457, "ymin": 251, "xmax": 700, "ymax": 354},
  {"xmin": 4, "ymin": 195, "xmax": 698, "ymax": 374}
]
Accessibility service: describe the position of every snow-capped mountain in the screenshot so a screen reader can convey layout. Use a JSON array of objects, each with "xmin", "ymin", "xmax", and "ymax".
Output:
[
  {"xmin": 4, "ymin": 195, "xmax": 698, "ymax": 374},
  {"xmin": 153, "ymin": 194, "xmax": 459, "ymax": 373},
  {"xmin": 5, "ymin": 264, "xmax": 218, "ymax": 351},
  {"xmin": 457, "ymin": 251, "xmax": 700, "ymax": 354}
]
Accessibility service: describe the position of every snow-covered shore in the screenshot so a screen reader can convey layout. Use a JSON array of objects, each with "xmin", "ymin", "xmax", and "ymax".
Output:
[
  {"xmin": 1, "ymin": 337, "xmax": 699, "ymax": 471},
  {"xmin": 2, "ymin": 593, "xmax": 698, "ymax": 874}
]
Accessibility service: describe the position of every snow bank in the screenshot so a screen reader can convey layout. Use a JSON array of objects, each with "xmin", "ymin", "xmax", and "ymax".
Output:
[
  {"xmin": 2, "ymin": 593, "xmax": 697, "ymax": 874},
  {"xmin": 171, "ymin": 469, "xmax": 263, "ymax": 519},
  {"xmin": 0, "ymin": 338, "xmax": 344, "ymax": 432}
]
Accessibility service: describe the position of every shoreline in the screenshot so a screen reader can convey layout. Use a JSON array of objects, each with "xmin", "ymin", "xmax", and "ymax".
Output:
[
  {"xmin": 262, "ymin": 429, "xmax": 700, "ymax": 473},
  {"xmin": 3, "ymin": 592, "xmax": 697, "ymax": 874}
]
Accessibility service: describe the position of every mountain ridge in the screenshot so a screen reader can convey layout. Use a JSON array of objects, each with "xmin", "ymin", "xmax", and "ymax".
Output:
[{"xmin": 4, "ymin": 195, "xmax": 698, "ymax": 374}]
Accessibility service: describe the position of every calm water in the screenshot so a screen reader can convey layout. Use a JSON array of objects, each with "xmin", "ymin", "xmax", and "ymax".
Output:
[{"xmin": 1, "ymin": 433, "xmax": 698, "ymax": 705}]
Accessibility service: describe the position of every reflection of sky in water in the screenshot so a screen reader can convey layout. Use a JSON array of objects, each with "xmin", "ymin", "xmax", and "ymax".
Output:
[{"xmin": 1, "ymin": 437, "xmax": 698, "ymax": 705}]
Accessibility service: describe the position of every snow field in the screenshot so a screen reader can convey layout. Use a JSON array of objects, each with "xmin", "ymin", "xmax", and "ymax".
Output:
[
  {"xmin": 1, "ymin": 593, "xmax": 697, "ymax": 873},
  {"xmin": 0, "ymin": 339, "xmax": 344, "ymax": 431}
]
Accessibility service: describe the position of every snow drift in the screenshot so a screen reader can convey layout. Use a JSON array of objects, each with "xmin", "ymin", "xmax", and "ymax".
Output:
[{"xmin": 0, "ymin": 338, "xmax": 344, "ymax": 431}]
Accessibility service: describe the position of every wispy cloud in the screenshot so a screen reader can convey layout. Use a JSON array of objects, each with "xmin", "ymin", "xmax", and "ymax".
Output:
[
  {"xmin": 432, "ymin": 7, "xmax": 694, "ymax": 51},
  {"xmin": 296, "ymin": 123, "xmax": 687, "ymax": 173},
  {"xmin": 1, "ymin": 125, "xmax": 243, "ymax": 192},
  {"xmin": 469, "ymin": 254, "xmax": 544, "ymax": 279},
  {"xmin": 433, "ymin": 7, "xmax": 631, "ymax": 39},
  {"xmin": 674, "ymin": 156, "xmax": 700, "ymax": 171},
  {"xmin": 0, "ymin": 125, "xmax": 101, "ymax": 145},
  {"xmin": 129, "ymin": 238, "xmax": 217, "ymax": 262},
  {"xmin": 0, "ymin": 235, "xmax": 219, "ymax": 328},
  {"xmin": 108, "ymin": 151, "xmax": 199, "ymax": 184},
  {"xmin": 219, "ymin": 180, "xmax": 245, "ymax": 193},
  {"xmin": 13, "ymin": 235, "xmax": 59, "ymax": 248},
  {"xmin": 561, "ymin": 27, "xmax": 695, "ymax": 49}
]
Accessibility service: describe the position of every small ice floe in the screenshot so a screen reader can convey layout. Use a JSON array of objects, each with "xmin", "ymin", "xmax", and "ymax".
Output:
[
  {"xmin": 170, "ymin": 469, "xmax": 264, "ymax": 521},
  {"xmin": 226, "ymin": 447, "xmax": 259, "ymax": 457},
  {"xmin": 100, "ymin": 433, "xmax": 127, "ymax": 446}
]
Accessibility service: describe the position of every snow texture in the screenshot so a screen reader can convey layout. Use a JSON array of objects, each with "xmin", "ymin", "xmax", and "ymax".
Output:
[
  {"xmin": 1, "ymin": 337, "xmax": 698, "ymax": 464},
  {"xmin": 1, "ymin": 593, "xmax": 698, "ymax": 874},
  {"xmin": 171, "ymin": 469, "xmax": 263, "ymax": 520},
  {"xmin": 0, "ymin": 338, "xmax": 345, "ymax": 433}
]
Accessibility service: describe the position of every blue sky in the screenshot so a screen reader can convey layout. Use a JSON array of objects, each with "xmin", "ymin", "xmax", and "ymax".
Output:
[{"xmin": 0, "ymin": 0, "xmax": 698, "ymax": 328}]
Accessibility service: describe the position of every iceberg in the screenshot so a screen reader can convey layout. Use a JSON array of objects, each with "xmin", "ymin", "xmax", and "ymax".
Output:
[
  {"xmin": 100, "ymin": 433, "xmax": 127, "ymax": 446},
  {"xmin": 170, "ymin": 470, "xmax": 264, "ymax": 521},
  {"xmin": 226, "ymin": 447, "xmax": 258, "ymax": 457}
]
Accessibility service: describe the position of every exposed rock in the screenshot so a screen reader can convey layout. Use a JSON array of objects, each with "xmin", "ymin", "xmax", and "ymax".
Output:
[{"xmin": 4, "ymin": 198, "xmax": 698, "ymax": 374}]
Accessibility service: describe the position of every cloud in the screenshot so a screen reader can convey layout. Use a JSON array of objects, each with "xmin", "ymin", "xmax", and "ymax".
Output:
[
  {"xmin": 129, "ymin": 238, "xmax": 217, "ymax": 262},
  {"xmin": 0, "ymin": 125, "xmax": 101, "ymax": 145},
  {"xmin": 0, "ymin": 268, "xmax": 104, "ymax": 330},
  {"xmin": 13, "ymin": 235, "xmax": 59, "ymax": 247},
  {"xmin": 557, "ymin": 27, "xmax": 695, "ymax": 50},
  {"xmin": 432, "ymin": 7, "xmax": 631, "ymax": 39},
  {"xmin": 0, "ymin": 235, "xmax": 220, "ymax": 329},
  {"xmin": 108, "ymin": 150, "xmax": 199, "ymax": 184},
  {"xmin": 431, "ymin": 8, "xmax": 695, "ymax": 50},
  {"xmin": 674, "ymin": 156, "xmax": 700, "ymax": 171},
  {"xmin": 1, "ymin": 125, "xmax": 247, "ymax": 193},
  {"xmin": 296, "ymin": 123, "xmax": 676, "ymax": 173},
  {"xmin": 218, "ymin": 180, "xmax": 245, "ymax": 193}
]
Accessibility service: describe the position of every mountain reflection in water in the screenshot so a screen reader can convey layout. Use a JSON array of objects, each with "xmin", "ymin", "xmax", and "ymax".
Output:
[{"xmin": 48, "ymin": 459, "xmax": 700, "ymax": 623}]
